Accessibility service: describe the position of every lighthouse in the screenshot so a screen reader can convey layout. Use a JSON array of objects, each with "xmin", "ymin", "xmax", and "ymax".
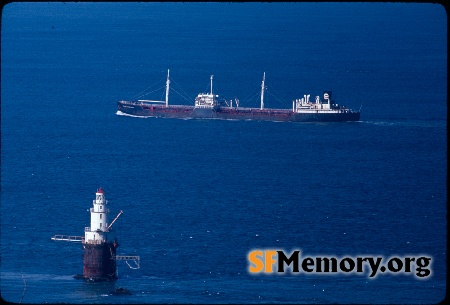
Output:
[
  {"xmin": 83, "ymin": 187, "xmax": 119, "ymax": 281},
  {"xmin": 51, "ymin": 188, "xmax": 139, "ymax": 282}
]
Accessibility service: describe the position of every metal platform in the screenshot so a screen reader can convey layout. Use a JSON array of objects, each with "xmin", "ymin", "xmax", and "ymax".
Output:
[
  {"xmin": 115, "ymin": 255, "xmax": 140, "ymax": 269},
  {"xmin": 115, "ymin": 255, "xmax": 140, "ymax": 261},
  {"xmin": 51, "ymin": 235, "xmax": 85, "ymax": 242}
]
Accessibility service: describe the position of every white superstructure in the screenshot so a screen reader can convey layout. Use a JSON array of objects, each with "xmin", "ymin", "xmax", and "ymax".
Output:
[
  {"xmin": 292, "ymin": 91, "xmax": 348, "ymax": 113},
  {"xmin": 195, "ymin": 75, "xmax": 218, "ymax": 108}
]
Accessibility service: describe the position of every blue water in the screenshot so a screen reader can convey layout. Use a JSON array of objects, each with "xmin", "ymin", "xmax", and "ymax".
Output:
[{"xmin": 1, "ymin": 2, "xmax": 447, "ymax": 304}]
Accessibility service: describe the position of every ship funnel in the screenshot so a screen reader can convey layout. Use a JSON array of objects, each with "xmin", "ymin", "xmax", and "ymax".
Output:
[{"xmin": 323, "ymin": 91, "xmax": 332, "ymax": 104}]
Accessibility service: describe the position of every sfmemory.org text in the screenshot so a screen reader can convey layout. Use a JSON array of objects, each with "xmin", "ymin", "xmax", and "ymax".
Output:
[{"xmin": 248, "ymin": 249, "xmax": 432, "ymax": 279}]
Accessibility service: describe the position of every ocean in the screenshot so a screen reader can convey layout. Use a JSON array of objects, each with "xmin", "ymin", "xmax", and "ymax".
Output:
[{"xmin": 0, "ymin": 2, "xmax": 447, "ymax": 304}]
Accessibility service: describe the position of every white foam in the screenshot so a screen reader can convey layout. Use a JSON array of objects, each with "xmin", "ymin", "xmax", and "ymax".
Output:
[{"xmin": 116, "ymin": 110, "xmax": 153, "ymax": 118}]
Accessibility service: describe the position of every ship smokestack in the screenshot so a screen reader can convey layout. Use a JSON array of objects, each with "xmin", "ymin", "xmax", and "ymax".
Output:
[{"xmin": 323, "ymin": 91, "xmax": 332, "ymax": 104}]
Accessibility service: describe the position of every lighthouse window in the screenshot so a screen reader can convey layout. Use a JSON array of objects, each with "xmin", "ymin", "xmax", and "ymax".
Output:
[
  {"xmin": 100, "ymin": 214, "xmax": 102, "ymax": 219},
  {"xmin": 100, "ymin": 206, "xmax": 102, "ymax": 210}
]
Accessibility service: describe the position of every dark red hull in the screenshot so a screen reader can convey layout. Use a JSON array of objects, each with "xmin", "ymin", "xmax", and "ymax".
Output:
[{"xmin": 117, "ymin": 101, "xmax": 360, "ymax": 122}]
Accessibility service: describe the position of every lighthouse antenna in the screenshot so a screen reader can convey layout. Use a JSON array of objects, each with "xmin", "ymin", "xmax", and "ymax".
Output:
[
  {"xmin": 165, "ymin": 69, "xmax": 170, "ymax": 107},
  {"xmin": 260, "ymin": 72, "xmax": 265, "ymax": 110}
]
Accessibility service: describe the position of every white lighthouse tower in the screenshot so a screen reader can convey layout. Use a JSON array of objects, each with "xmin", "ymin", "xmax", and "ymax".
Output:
[
  {"xmin": 51, "ymin": 188, "xmax": 139, "ymax": 281},
  {"xmin": 85, "ymin": 187, "xmax": 109, "ymax": 244}
]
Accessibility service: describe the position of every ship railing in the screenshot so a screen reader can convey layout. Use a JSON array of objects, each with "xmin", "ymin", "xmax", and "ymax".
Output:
[
  {"xmin": 119, "ymin": 100, "xmax": 136, "ymax": 105},
  {"xmin": 51, "ymin": 235, "xmax": 85, "ymax": 242},
  {"xmin": 138, "ymin": 99, "xmax": 165, "ymax": 103},
  {"xmin": 295, "ymin": 109, "xmax": 352, "ymax": 114},
  {"xmin": 194, "ymin": 105, "xmax": 215, "ymax": 109}
]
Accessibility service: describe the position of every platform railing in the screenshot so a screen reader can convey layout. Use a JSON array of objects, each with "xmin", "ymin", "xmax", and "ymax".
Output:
[
  {"xmin": 115, "ymin": 255, "xmax": 140, "ymax": 269},
  {"xmin": 115, "ymin": 255, "xmax": 140, "ymax": 261},
  {"xmin": 51, "ymin": 235, "xmax": 85, "ymax": 242}
]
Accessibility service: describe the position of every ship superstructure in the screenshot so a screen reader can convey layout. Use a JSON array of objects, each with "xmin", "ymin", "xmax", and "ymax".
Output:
[{"xmin": 117, "ymin": 70, "xmax": 360, "ymax": 122}]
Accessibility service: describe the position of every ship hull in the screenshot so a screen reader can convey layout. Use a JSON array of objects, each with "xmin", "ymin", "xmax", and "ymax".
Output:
[
  {"xmin": 82, "ymin": 242, "xmax": 117, "ymax": 281},
  {"xmin": 118, "ymin": 102, "xmax": 360, "ymax": 122},
  {"xmin": 215, "ymin": 108, "xmax": 360, "ymax": 122}
]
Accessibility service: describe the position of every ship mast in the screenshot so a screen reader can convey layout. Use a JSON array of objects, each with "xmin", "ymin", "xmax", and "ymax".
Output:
[
  {"xmin": 165, "ymin": 69, "xmax": 170, "ymax": 107},
  {"xmin": 260, "ymin": 72, "xmax": 265, "ymax": 110},
  {"xmin": 210, "ymin": 75, "xmax": 213, "ymax": 95}
]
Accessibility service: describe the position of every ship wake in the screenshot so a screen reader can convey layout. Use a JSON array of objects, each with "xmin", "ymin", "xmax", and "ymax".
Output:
[{"xmin": 116, "ymin": 110, "xmax": 154, "ymax": 118}]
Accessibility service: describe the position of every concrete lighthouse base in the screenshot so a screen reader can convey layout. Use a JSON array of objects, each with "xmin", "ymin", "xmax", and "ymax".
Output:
[{"xmin": 82, "ymin": 241, "xmax": 118, "ymax": 281}]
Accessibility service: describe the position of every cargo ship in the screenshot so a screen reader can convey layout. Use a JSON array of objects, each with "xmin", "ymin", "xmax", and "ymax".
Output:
[{"xmin": 117, "ymin": 70, "xmax": 360, "ymax": 122}]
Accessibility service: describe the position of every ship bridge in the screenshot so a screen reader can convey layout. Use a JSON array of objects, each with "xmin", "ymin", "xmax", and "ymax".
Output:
[
  {"xmin": 195, "ymin": 75, "xmax": 218, "ymax": 108},
  {"xmin": 195, "ymin": 93, "xmax": 218, "ymax": 108}
]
